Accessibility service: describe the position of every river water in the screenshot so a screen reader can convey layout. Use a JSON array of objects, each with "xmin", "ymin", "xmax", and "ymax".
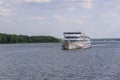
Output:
[{"xmin": 0, "ymin": 42, "xmax": 120, "ymax": 80}]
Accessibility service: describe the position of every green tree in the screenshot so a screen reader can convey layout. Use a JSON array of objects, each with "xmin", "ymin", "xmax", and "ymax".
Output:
[
  {"xmin": 0, "ymin": 35, "xmax": 2, "ymax": 43},
  {"xmin": 0, "ymin": 33, "xmax": 60, "ymax": 44}
]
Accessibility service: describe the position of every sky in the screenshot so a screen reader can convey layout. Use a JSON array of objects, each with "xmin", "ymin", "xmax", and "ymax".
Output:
[{"xmin": 0, "ymin": 0, "xmax": 120, "ymax": 38}]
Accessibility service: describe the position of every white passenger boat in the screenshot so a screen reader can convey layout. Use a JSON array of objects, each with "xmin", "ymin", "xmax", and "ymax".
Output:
[{"xmin": 62, "ymin": 32, "xmax": 91, "ymax": 50}]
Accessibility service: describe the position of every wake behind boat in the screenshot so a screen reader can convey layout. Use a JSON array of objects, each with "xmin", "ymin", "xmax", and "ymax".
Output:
[{"xmin": 62, "ymin": 32, "xmax": 91, "ymax": 50}]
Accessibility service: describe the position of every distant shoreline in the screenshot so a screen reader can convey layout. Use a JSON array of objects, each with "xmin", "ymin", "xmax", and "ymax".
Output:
[
  {"xmin": 0, "ymin": 33, "xmax": 61, "ymax": 44},
  {"xmin": 91, "ymin": 38, "xmax": 120, "ymax": 41}
]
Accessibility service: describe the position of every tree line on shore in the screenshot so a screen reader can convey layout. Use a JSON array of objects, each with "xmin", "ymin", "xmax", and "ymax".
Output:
[{"xmin": 0, "ymin": 33, "xmax": 60, "ymax": 44}]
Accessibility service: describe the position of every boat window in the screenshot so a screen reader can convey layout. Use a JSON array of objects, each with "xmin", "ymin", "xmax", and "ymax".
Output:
[{"xmin": 65, "ymin": 36, "xmax": 80, "ymax": 38}]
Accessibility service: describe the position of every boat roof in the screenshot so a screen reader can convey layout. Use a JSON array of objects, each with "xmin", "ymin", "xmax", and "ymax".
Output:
[{"xmin": 64, "ymin": 32, "xmax": 82, "ymax": 34}]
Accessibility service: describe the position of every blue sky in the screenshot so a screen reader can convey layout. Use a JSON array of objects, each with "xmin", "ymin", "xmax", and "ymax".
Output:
[{"xmin": 0, "ymin": 0, "xmax": 120, "ymax": 38}]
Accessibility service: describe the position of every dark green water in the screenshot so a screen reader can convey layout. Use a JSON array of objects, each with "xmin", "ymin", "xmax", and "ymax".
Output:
[{"xmin": 0, "ymin": 42, "xmax": 120, "ymax": 80}]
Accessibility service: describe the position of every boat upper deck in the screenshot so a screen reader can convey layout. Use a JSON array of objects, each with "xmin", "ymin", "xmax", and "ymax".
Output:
[{"xmin": 63, "ymin": 32, "xmax": 90, "ymax": 41}]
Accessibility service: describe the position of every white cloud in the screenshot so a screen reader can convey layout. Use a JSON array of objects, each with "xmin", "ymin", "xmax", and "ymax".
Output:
[
  {"xmin": 0, "ymin": 8, "xmax": 12, "ymax": 16},
  {"xmin": 68, "ymin": 5, "xmax": 76, "ymax": 11},
  {"xmin": 0, "ymin": 0, "xmax": 51, "ymax": 4},
  {"xmin": 54, "ymin": 15, "xmax": 85, "ymax": 25},
  {"xmin": 81, "ymin": 0, "xmax": 93, "ymax": 9},
  {"xmin": 54, "ymin": 15, "xmax": 64, "ymax": 20},
  {"xmin": 0, "ymin": 1, "xmax": 3, "ymax": 4},
  {"xmin": 25, "ymin": 0, "xmax": 51, "ymax": 3},
  {"xmin": 3, "ymin": 19, "xmax": 13, "ymax": 23},
  {"xmin": 23, "ymin": 16, "xmax": 45, "ymax": 21},
  {"xmin": 102, "ymin": 12, "xmax": 118, "ymax": 17},
  {"xmin": 0, "ymin": 1, "xmax": 12, "ymax": 16},
  {"xmin": 80, "ymin": 15, "xmax": 90, "ymax": 19},
  {"xmin": 0, "ymin": 0, "xmax": 23, "ymax": 4},
  {"xmin": 66, "ymin": 0, "xmax": 93, "ymax": 11},
  {"xmin": 0, "ymin": 1, "xmax": 10, "ymax": 6}
]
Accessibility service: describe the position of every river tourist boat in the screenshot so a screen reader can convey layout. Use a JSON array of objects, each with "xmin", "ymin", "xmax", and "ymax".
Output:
[{"xmin": 62, "ymin": 32, "xmax": 91, "ymax": 50}]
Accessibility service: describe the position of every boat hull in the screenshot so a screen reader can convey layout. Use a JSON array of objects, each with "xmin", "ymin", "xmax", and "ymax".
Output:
[{"xmin": 62, "ymin": 42, "xmax": 91, "ymax": 50}]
